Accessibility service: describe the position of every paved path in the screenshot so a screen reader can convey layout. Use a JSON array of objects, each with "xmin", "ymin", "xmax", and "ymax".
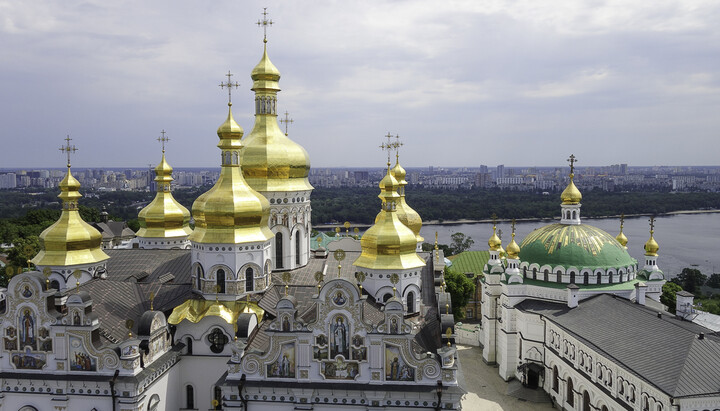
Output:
[{"xmin": 457, "ymin": 345, "xmax": 555, "ymax": 411}]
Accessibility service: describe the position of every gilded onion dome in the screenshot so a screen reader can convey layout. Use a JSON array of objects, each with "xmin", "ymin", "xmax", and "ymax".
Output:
[
  {"xmin": 561, "ymin": 173, "xmax": 582, "ymax": 205},
  {"xmin": 137, "ymin": 152, "xmax": 192, "ymax": 238},
  {"xmin": 488, "ymin": 225, "xmax": 502, "ymax": 251},
  {"xmin": 388, "ymin": 157, "xmax": 424, "ymax": 243},
  {"xmin": 644, "ymin": 228, "xmax": 659, "ymax": 256},
  {"xmin": 239, "ymin": 41, "xmax": 312, "ymax": 193},
  {"xmin": 188, "ymin": 103, "xmax": 273, "ymax": 244},
  {"xmin": 506, "ymin": 232, "xmax": 520, "ymax": 260},
  {"xmin": 354, "ymin": 167, "xmax": 425, "ymax": 270},
  {"xmin": 32, "ymin": 165, "xmax": 109, "ymax": 267},
  {"xmin": 616, "ymin": 217, "xmax": 628, "ymax": 249}
]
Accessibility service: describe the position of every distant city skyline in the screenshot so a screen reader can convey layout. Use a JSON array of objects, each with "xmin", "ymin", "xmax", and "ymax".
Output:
[{"xmin": 2, "ymin": 1, "xmax": 720, "ymax": 168}]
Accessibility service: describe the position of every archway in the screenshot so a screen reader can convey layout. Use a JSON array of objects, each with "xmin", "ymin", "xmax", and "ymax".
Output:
[
  {"xmin": 246, "ymin": 267, "xmax": 254, "ymax": 292},
  {"xmin": 583, "ymin": 390, "xmax": 591, "ymax": 411},
  {"xmin": 407, "ymin": 291, "xmax": 415, "ymax": 313},
  {"xmin": 275, "ymin": 232, "xmax": 284, "ymax": 269},
  {"xmin": 216, "ymin": 269, "xmax": 226, "ymax": 293},
  {"xmin": 295, "ymin": 233, "xmax": 301, "ymax": 266}
]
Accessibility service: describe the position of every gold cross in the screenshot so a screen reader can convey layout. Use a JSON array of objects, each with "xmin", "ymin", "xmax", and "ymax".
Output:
[
  {"xmin": 280, "ymin": 111, "xmax": 294, "ymax": 135},
  {"xmin": 219, "ymin": 71, "xmax": 240, "ymax": 104},
  {"xmin": 59, "ymin": 135, "xmax": 78, "ymax": 167},
  {"xmin": 649, "ymin": 216, "xmax": 655, "ymax": 234},
  {"xmin": 157, "ymin": 130, "xmax": 169, "ymax": 153},
  {"xmin": 257, "ymin": 7, "xmax": 273, "ymax": 42},
  {"xmin": 620, "ymin": 213, "xmax": 625, "ymax": 230},
  {"xmin": 511, "ymin": 218, "xmax": 516, "ymax": 237},
  {"xmin": 381, "ymin": 132, "xmax": 395, "ymax": 166},
  {"xmin": 394, "ymin": 134, "xmax": 403, "ymax": 162},
  {"xmin": 567, "ymin": 154, "xmax": 577, "ymax": 175}
]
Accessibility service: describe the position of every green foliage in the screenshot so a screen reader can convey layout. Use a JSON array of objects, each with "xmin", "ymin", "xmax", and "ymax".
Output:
[
  {"xmin": 695, "ymin": 295, "xmax": 720, "ymax": 315},
  {"xmin": 660, "ymin": 282, "xmax": 683, "ymax": 314},
  {"xmin": 707, "ymin": 273, "xmax": 720, "ymax": 289},
  {"xmin": 449, "ymin": 233, "xmax": 474, "ymax": 255},
  {"xmin": 671, "ymin": 267, "xmax": 707, "ymax": 294},
  {"xmin": 7, "ymin": 236, "xmax": 40, "ymax": 269},
  {"xmin": 421, "ymin": 242, "xmax": 452, "ymax": 256},
  {"xmin": 309, "ymin": 187, "xmax": 720, "ymax": 225},
  {"xmin": 444, "ymin": 267, "xmax": 475, "ymax": 320}
]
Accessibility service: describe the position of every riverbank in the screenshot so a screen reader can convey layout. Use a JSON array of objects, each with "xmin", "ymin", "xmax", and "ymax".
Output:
[{"xmin": 313, "ymin": 209, "xmax": 720, "ymax": 229}]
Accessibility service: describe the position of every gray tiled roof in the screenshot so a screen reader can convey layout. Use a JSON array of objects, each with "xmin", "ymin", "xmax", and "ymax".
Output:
[{"xmin": 517, "ymin": 294, "xmax": 720, "ymax": 398}]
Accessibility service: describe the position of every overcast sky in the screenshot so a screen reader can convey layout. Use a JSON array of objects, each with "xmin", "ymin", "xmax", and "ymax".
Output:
[{"xmin": 2, "ymin": 0, "xmax": 719, "ymax": 169}]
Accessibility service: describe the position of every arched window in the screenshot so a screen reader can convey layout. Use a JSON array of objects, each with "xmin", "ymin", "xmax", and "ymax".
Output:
[
  {"xmin": 569, "ymin": 271, "xmax": 575, "ymax": 284},
  {"xmin": 583, "ymin": 391, "xmax": 590, "ymax": 411},
  {"xmin": 566, "ymin": 377, "xmax": 574, "ymax": 406},
  {"xmin": 246, "ymin": 267, "xmax": 254, "ymax": 292},
  {"xmin": 50, "ymin": 280, "xmax": 60, "ymax": 290},
  {"xmin": 147, "ymin": 394, "xmax": 160, "ymax": 411},
  {"xmin": 602, "ymin": 406, "xmax": 609, "ymax": 411},
  {"xmin": 216, "ymin": 269, "xmax": 226, "ymax": 293},
  {"xmin": 583, "ymin": 272, "xmax": 588, "ymax": 285},
  {"xmin": 186, "ymin": 385, "xmax": 195, "ymax": 409},
  {"xmin": 532, "ymin": 267, "xmax": 537, "ymax": 279},
  {"xmin": 552, "ymin": 366, "xmax": 559, "ymax": 392},
  {"xmin": 186, "ymin": 337, "xmax": 193, "ymax": 355},
  {"xmin": 544, "ymin": 269, "xmax": 549, "ymax": 281},
  {"xmin": 383, "ymin": 293, "xmax": 392, "ymax": 303},
  {"xmin": 572, "ymin": 210, "xmax": 577, "ymax": 219},
  {"xmin": 196, "ymin": 265, "xmax": 203, "ymax": 291},
  {"xmin": 275, "ymin": 232, "xmax": 284, "ymax": 269},
  {"xmin": 407, "ymin": 291, "xmax": 415, "ymax": 313},
  {"xmin": 295, "ymin": 233, "xmax": 301, "ymax": 265}
]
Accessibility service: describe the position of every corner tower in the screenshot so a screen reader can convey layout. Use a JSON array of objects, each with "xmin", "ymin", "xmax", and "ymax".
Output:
[
  {"xmin": 188, "ymin": 77, "xmax": 274, "ymax": 301},
  {"xmin": 31, "ymin": 137, "xmax": 109, "ymax": 290},
  {"xmin": 239, "ymin": 9, "xmax": 313, "ymax": 271},
  {"xmin": 136, "ymin": 131, "xmax": 192, "ymax": 249}
]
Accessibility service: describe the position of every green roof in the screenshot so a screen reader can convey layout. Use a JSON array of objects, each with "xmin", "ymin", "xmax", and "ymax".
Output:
[
  {"xmin": 519, "ymin": 223, "xmax": 636, "ymax": 270},
  {"xmin": 516, "ymin": 277, "xmax": 645, "ymax": 291},
  {"xmin": 447, "ymin": 251, "xmax": 490, "ymax": 276}
]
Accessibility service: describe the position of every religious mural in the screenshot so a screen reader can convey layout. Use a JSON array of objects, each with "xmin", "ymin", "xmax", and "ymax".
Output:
[
  {"xmin": 266, "ymin": 342, "xmax": 295, "ymax": 378},
  {"xmin": 11, "ymin": 348, "xmax": 46, "ymax": 370},
  {"xmin": 18, "ymin": 309, "xmax": 36, "ymax": 350},
  {"xmin": 330, "ymin": 315, "xmax": 349, "ymax": 358},
  {"xmin": 385, "ymin": 345, "xmax": 415, "ymax": 381},
  {"xmin": 332, "ymin": 291, "xmax": 347, "ymax": 306},
  {"xmin": 70, "ymin": 336, "xmax": 97, "ymax": 371},
  {"xmin": 322, "ymin": 356, "xmax": 359, "ymax": 380}
]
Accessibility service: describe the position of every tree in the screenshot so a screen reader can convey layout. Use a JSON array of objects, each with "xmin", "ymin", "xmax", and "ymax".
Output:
[
  {"xmin": 671, "ymin": 268, "xmax": 707, "ymax": 294},
  {"xmin": 660, "ymin": 282, "xmax": 683, "ymax": 314},
  {"xmin": 6, "ymin": 236, "xmax": 40, "ymax": 269},
  {"xmin": 707, "ymin": 273, "xmax": 720, "ymax": 289},
  {"xmin": 444, "ymin": 267, "xmax": 475, "ymax": 320},
  {"xmin": 449, "ymin": 232, "xmax": 474, "ymax": 256}
]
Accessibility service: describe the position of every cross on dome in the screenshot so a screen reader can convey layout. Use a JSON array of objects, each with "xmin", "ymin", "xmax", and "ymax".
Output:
[
  {"xmin": 567, "ymin": 154, "xmax": 577, "ymax": 175},
  {"xmin": 394, "ymin": 134, "xmax": 403, "ymax": 161},
  {"xmin": 59, "ymin": 135, "xmax": 78, "ymax": 167},
  {"xmin": 219, "ymin": 71, "xmax": 240, "ymax": 104},
  {"xmin": 157, "ymin": 130, "xmax": 170, "ymax": 153},
  {"xmin": 649, "ymin": 216, "xmax": 655, "ymax": 234},
  {"xmin": 280, "ymin": 111, "xmax": 294, "ymax": 135},
  {"xmin": 381, "ymin": 132, "xmax": 395, "ymax": 166},
  {"xmin": 257, "ymin": 7, "xmax": 273, "ymax": 43}
]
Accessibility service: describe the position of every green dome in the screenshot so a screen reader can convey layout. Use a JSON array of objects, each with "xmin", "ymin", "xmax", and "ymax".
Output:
[{"xmin": 519, "ymin": 223, "xmax": 636, "ymax": 270}]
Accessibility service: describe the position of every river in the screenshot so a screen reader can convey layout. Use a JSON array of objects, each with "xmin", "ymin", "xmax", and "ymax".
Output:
[{"xmin": 419, "ymin": 213, "xmax": 720, "ymax": 278}]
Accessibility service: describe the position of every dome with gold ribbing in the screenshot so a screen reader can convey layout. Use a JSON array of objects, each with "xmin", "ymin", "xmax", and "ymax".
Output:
[
  {"xmin": 137, "ymin": 135, "xmax": 192, "ymax": 240},
  {"xmin": 390, "ymin": 151, "xmax": 424, "ymax": 244},
  {"xmin": 32, "ymin": 139, "xmax": 108, "ymax": 267},
  {"xmin": 239, "ymin": 19, "xmax": 312, "ymax": 193},
  {"xmin": 188, "ymin": 102, "xmax": 273, "ymax": 244},
  {"xmin": 354, "ymin": 164, "xmax": 425, "ymax": 271}
]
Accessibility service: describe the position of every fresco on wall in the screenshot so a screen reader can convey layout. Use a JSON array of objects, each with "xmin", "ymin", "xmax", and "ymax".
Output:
[
  {"xmin": 267, "ymin": 342, "xmax": 295, "ymax": 378},
  {"xmin": 11, "ymin": 348, "xmax": 46, "ymax": 370},
  {"xmin": 330, "ymin": 315, "xmax": 349, "ymax": 358},
  {"xmin": 18, "ymin": 309, "xmax": 37, "ymax": 350},
  {"xmin": 313, "ymin": 346, "xmax": 328, "ymax": 360},
  {"xmin": 322, "ymin": 357, "xmax": 359, "ymax": 380},
  {"xmin": 385, "ymin": 345, "xmax": 414, "ymax": 381},
  {"xmin": 70, "ymin": 336, "xmax": 97, "ymax": 371}
]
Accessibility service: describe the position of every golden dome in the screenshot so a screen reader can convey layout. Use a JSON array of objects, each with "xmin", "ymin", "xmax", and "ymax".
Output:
[
  {"xmin": 561, "ymin": 174, "xmax": 582, "ymax": 205},
  {"xmin": 616, "ymin": 231, "xmax": 628, "ymax": 248},
  {"xmin": 32, "ymin": 166, "xmax": 109, "ymax": 267},
  {"xmin": 506, "ymin": 232, "xmax": 521, "ymax": 259},
  {"xmin": 390, "ymin": 158, "xmax": 423, "ymax": 243},
  {"xmin": 137, "ymin": 153, "xmax": 192, "ymax": 239},
  {"xmin": 240, "ymin": 43, "xmax": 312, "ymax": 193},
  {"xmin": 354, "ymin": 168, "xmax": 425, "ymax": 270},
  {"xmin": 488, "ymin": 225, "xmax": 502, "ymax": 251},
  {"xmin": 644, "ymin": 234, "xmax": 659, "ymax": 256},
  {"xmin": 188, "ymin": 104, "xmax": 273, "ymax": 244}
]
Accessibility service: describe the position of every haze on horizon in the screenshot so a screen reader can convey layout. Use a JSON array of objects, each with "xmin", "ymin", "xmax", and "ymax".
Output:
[{"xmin": 1, "ymin": 0, "xmax": 719, "ymax": 169}]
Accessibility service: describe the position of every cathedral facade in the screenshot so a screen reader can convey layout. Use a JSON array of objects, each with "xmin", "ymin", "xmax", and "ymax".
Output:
[{"xmin": 0, "ymin": 11, "xmax": 462, "ymax": 411}]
